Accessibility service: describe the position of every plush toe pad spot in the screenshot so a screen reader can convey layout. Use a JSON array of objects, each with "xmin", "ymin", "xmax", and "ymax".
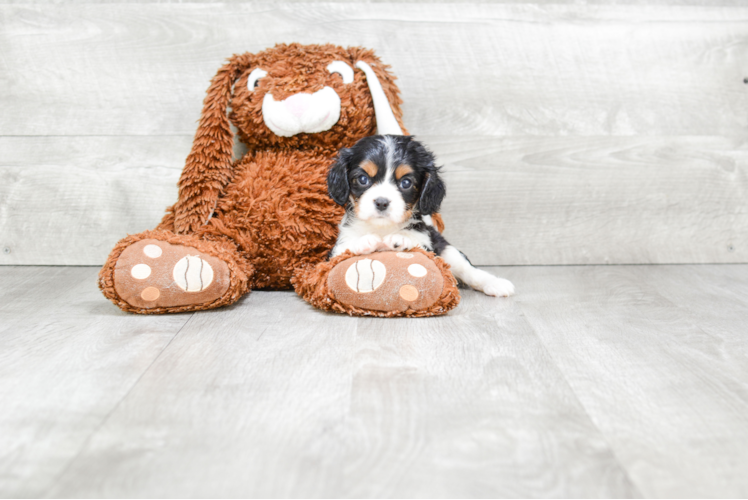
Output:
[
  {"xmin": 399, "ymin": 285, "xmax": 419, "ymax": 301},
  {"xmin": 141, "ymin": 287, "xmax": 160, "ymax": 301},
  {"xmin": 328, "ymin": 251, "xmax": 444, "ymax": 312},
  {"xmin": 173, "ymin": 256, "xmax": 214, "ymax": 292},
  {"xmin": 113, "ymin": 239, "xmax": 230, "ymax": 310},
  {"xmin": 131, "ymin": 264, "xmax": 151, "ymax": 279},
  {"xmin": 143, "ymin": 244, "xmax": 163, "ymax": 258},
  {"xmin": 344, "ymin": 258, "xmax": 386, "ymax": 293},
  {"xmin": 407, "ymin": 264, "xmax": 427, "ymax": 277}
]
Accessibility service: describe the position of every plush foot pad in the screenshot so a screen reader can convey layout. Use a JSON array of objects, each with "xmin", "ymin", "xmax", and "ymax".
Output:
[
  {"xmin": 113, "ymin": 239, "xmax": 231, "ymax": 310},
  {"xmin": 328, "ymin": 251, "xmax": 445, "ymax": 313}
]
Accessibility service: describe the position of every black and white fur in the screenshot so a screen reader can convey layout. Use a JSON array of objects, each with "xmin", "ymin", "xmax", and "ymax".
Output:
[{"xmin": 327, "ymin": 135, "xmax": 514, "ymax": 297}]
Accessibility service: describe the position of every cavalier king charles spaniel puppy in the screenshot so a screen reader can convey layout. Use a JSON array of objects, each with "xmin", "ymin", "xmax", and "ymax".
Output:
[{"xmin": 327, "ymin": 135, "xmax": 515, "ymax": 297}]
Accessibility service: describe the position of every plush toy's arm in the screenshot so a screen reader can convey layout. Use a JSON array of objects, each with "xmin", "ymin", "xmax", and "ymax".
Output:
[
  {"xmin": 173, "ymin": 157, "xmax": 233, "ymax": 234},
  {"xmin": 173, "ymin": 57, "xmax": 246, "ymax": 235}
]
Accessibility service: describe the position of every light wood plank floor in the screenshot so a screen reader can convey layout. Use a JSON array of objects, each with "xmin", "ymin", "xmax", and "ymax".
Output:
[{"xmin": 1, "ymin": 265, "xmax": 747, "ymax": 498}]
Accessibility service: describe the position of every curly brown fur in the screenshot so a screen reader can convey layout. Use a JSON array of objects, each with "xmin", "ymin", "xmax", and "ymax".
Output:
[
  {"xmin": 100, "ymin": 43, "xmax": 415, "ymax": 314},
  {"xmin": 200, "ymin": 149, "xmax": 344, "ymax": 290},
  {"xmin": 172, "ymin": 44, "xmax": 408, "ymax": 236}
]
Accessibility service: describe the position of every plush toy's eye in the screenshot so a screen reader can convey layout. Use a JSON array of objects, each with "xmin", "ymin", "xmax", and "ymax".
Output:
[
  {"xmin": 399, "ymin": 178, "xmax": 413, "ymax": 190},
  {"xmin": 356, "ymin": 174, "xmax": 370, "ymax": 186},
  {"xmin": 327, "ymin": 61, "xmax": 354, "ymax": 84},
  {"xmin": 247, "ymin": 68, "xmax": 267, "ymax": 90}
]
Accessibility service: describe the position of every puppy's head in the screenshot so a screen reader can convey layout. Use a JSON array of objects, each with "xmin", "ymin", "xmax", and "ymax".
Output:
[{"xmin": 327, "ymin": 135, "xmax": 446, "ymax": 226}]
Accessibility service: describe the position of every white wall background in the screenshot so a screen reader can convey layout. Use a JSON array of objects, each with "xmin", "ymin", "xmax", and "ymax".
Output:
[{"xmin": 1, "ymin": 1, "xmax": 747, "ymax": 266}]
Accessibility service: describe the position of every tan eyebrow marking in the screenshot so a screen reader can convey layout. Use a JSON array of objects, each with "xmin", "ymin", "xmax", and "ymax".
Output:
[
  {"xmin": 360, "ymin": 160, "xmax": 378, "ymax": 178},
  {"xmin": 395, "ymin": 164, "xmax": 413, "ymax": 180}
]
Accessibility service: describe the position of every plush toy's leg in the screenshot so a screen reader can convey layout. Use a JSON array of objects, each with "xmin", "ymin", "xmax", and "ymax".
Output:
[
  {"xmin": 99, "ymin": 229, "xmax": 252, "ymax": 314},
  {"xmin": 293, "ymin": 248, "xmax": 460, "ymax": 318}
]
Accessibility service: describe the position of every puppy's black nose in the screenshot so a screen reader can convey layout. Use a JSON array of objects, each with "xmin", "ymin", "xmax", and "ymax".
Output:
[{"xmin": 374, "ymin": 197, "xmax": 390, "ymax": 212}]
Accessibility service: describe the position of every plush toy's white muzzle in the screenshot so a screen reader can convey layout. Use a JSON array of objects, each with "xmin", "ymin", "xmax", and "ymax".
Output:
[
  {"xmin": 262, "ymin": 87, "xmax": 341, "ymax": 137},
  {"xmin": 261, "ymin": 61, "xmax": 403, "ymax": 137}
]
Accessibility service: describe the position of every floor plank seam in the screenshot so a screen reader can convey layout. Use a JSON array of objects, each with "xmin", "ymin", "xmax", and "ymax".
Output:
[
  {"xmin": 514, "ymin": 302, "xmax": 646, "ymax": 497},
  {"xmin": 39, "ymin": 312, "xmax": 197, "ymax": 497}
]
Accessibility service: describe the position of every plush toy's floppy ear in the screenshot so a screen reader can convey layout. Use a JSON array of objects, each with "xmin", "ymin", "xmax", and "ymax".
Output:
[
  {"xmin": 355, "ymin": 61, "xmax": 403, "ymax": 136},
  {"xmin": 348, "ymin": 47, "xmax": 409, "ymax": 136},
  {"xmin": 327, "ymin": 148, "xmax": 353, "ymax": 206},
  {"xmin": 173, "ymin": 54, "xmax": 251, "ymax": 234}
]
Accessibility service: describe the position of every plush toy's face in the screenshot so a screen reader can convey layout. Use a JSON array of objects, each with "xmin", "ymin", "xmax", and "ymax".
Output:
[{"xmin": 228, "ymin": 44, "xmax": 404, "ymax": 150}]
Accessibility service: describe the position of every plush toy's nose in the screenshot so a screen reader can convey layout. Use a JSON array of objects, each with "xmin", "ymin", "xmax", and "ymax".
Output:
[{"xmin": 284, "ymin": 93, "xmax": 312, "ymax": 118}]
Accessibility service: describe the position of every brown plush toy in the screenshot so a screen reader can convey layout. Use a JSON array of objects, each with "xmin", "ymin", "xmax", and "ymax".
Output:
[{"xmin": 99, "ymin": 43, "xmax": 460, "ymax": 317}]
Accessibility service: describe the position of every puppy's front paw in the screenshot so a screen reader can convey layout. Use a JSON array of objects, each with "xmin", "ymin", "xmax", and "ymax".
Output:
[
  {"xmin": 483, "ymin": 277, "xmax": 515, "ymax": 297},
  {"xmin": 351, "ymin": 234, "xmax": 383, "ymax": 255},
  {"xmin": 383, "ymin": 234, "xmax": 414, "ymax": 251}
]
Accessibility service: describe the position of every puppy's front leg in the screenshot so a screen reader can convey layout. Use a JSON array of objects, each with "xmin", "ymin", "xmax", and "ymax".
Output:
[
  {"xmin": 331, "ymin": 234, "xmax": 384, "ymax": 257},
  {"xmin": 383, "ymin": 233, "xmax": 415, "ymax": 252}
]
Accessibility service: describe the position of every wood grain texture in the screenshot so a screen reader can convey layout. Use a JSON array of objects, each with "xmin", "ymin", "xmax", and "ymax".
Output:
[
  {"xmin": 334, "ymin": 298, "xmax": 637, "ymax": 498},
  {"xmin": 1, "ymin": 3, "xmax": 747, "ymax": 136},
  {"xmin": 432, "ymin": 135, "xmax": 748, "ymax": 265},
  {"xmin": 1, "ymin": 3, "xmax": 746, "ymax": 266},
  {"xmin": 0, "ymin": 266, "xmax": 191, "ymax": 497},
  {"xmin": 642, "ymin": 265, "xmax": 748, "ymax": 371},
  {"xmin": 47, "ymin": 289, "xmax": 364, "ymax": 498},
  {"xmin": 43, "ymin": 271, "xmax": 637, "ymax": 498},
  {"xmin": 508, "ymin": 264, "xmax": 748, "ymax": 497},
  {"xmin": 0, "ymin": 136, "xmax": 184, "ymax": 265},
  {"xmin": 4, "ymin": 264, "xmax": 748, "ymax": 497},
  {"xmin": 3, "ymin": 0, "xmax": 745, "ymax": 4},
  {"xmin": 2, "ymin": 135, "xmax": 746, "ymax": 266}
]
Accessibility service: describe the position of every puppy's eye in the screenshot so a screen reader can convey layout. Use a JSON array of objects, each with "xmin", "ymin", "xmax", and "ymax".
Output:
[
  {"xmin": 356, "ymin": 175, "xmax": 370, "ymax": 186},
  {"xmin": 247, "ymin": 68, "xmax": 267, "ymax": 91},
  {"xmin": 399, "ymin": 178, "xmax": 413, "ymax": 189}
]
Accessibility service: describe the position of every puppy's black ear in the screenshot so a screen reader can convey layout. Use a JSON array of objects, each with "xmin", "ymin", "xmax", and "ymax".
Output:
[
  {"xmin": 419, "ymin": 170, "xmax": 446, "ymax": 215},
  {"xmin": 327, "ymin": 148, "xmax": 353, "ymax": 206},
  {"xmin": 409, "ymin": 139, "xmax": 446, "ymax": 215}
]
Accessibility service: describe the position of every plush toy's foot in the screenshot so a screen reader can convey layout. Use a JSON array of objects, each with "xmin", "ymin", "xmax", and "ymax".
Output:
[
  {"xmin": 100, "ymin": 230, "xmax": 251, "ymax": 314},
  {"xmin": 113, "ymin": 238, "xmax": 231, "ymax": 309},
  {"xmin": 293, "ymin": 248, "xmax": 460, "ymax": 318}
]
